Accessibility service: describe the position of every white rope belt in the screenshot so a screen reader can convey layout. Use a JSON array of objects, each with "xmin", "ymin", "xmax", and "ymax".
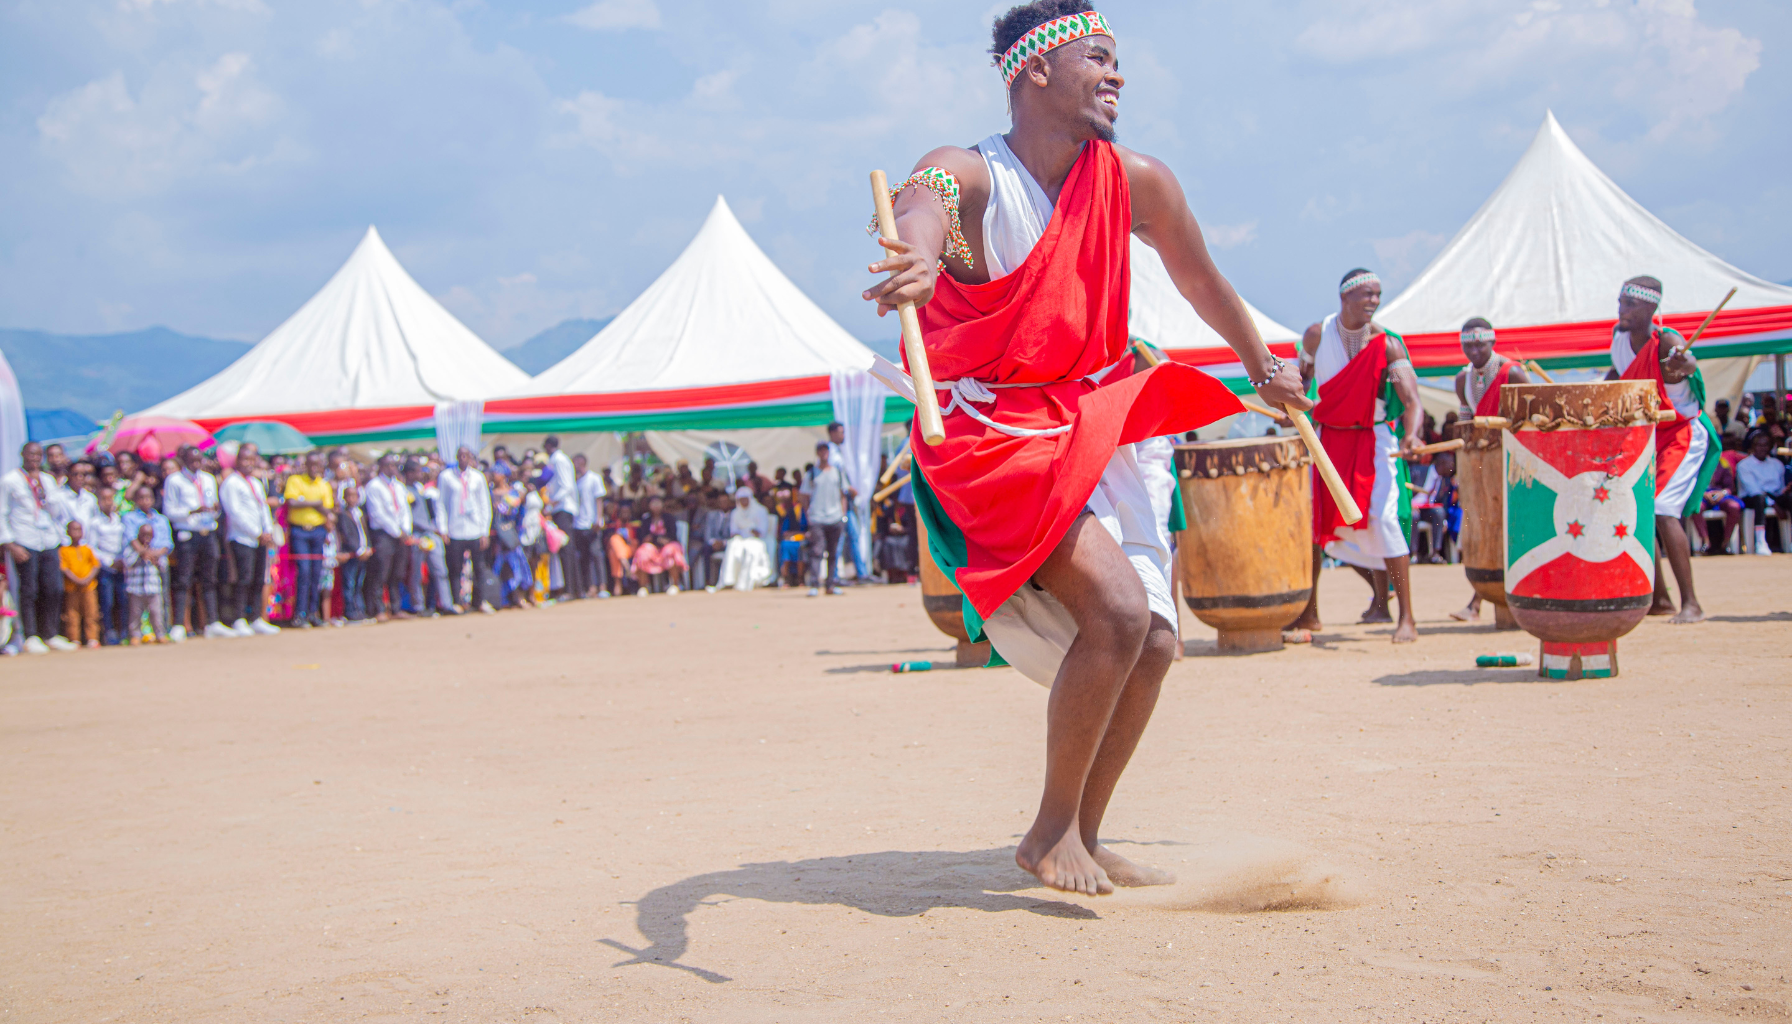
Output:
[{"xmin": 934, "ymin": 377, "xmax": 1074, "ymax": 438}]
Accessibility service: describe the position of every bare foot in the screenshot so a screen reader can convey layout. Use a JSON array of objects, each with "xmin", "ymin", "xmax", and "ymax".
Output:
[
  {"xmin": 1668, "ymin": 602, "xmax": 1704, "ymax": 624},
  {"xmin": 1647, "ymin": 598, "xmax": 1676, "ymax": 616},
  {"xmin": 1391, "ymin": 619, "xmax": 1418, "ymax": 643},
  {"xmin": 1282, "ymin": 628, "xmax": 1313, "ymax": 644},
  {"xmin": 1360, "ymin": 607, "xmax": 1393, "ymax": 625},
  {"xmin": 1091, "ymin": 844, "xmax": 1175, "ymax": 887},
  {"xmin": 1449, "ymin": 603, "xmax": 1478, "ymax": 622},
  {"xmin": 1017, "ymin": 826, "xmax": 1112, "ymax": 896},
  {"xmin": 1287, "ymin": 612, "xmax": 1321, "ymax": 631}
]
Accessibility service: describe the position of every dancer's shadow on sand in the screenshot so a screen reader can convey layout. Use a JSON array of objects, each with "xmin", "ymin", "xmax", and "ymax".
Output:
[
  {"xmin": 599, "ymin": 846, "xmax": 1093, "ymax": 983},
  {"xmin": 1374, "ymin": 667, "xmax": 1542, "ymax": 686}
]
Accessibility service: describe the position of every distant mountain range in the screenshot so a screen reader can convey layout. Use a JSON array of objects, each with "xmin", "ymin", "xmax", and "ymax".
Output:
[
  {"xmin": 502, "ymin": 317, "xmax": 612, "ymax": 376},
  {"xmin": 0, "ymin": 326, "xmax": 252, "ymax": 421}
]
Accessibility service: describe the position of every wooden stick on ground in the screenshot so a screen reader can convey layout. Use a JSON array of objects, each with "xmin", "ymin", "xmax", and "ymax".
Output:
[
  {"xmin": 873, "ymin": 474, "xmax": 911, "ymax": 503},
  {"xmin": 870, "ymin": 170, "xmax": 946, "ymax": 445}
]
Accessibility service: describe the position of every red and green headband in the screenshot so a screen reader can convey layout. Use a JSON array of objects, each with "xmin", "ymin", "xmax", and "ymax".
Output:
[{"xmin": 996, "ymin": 11, "xmax": 1115, "ymax": 87}]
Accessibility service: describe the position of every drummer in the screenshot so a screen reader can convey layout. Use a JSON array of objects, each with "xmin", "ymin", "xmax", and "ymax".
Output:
[
  {"xmin": 1449, "ymin": 318, "xmax": 1528, "ymax": 623},
  {"xmin": 1287, "ymin": 269, "xmax": 1425, "ymax": 644}
]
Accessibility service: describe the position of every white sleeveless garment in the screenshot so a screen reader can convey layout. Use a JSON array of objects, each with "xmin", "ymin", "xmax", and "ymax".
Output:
[
  {"xmin": 967, "ymin": 133, "xmax": 1179, "ymax": 683},
  {"xmin": 1609, "ymin": 328, "xmax": 1709, "ymax": 515},
  {"xmin": 1312, "ymin": 314, "xmax": 1409, "ymax": 569}
]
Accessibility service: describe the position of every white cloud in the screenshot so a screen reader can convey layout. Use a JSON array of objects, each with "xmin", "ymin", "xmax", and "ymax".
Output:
[
  {"xmin": 565, "ymin": 0, "xmax": 661, "ymax": 31},
  {"xmin": 1204, "ymin": 221, "xmax": 1258, "ymax": 250},
  {"xmin": 1371, "ymin": 229, "xmax": 1449, "ymax": 292}
]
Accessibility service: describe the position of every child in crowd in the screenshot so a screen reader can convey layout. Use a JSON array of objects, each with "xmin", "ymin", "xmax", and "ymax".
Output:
[
  {"xmin": 124, "ymin": 522, "xmax": 170, "ymax": 644},
  {"xmin": 334, "ymin": 480, "xmax": 372, "ymax": 622},
  {"xmin": 60, "ymin": 521, "xmax": 101, "ymax": 648}
]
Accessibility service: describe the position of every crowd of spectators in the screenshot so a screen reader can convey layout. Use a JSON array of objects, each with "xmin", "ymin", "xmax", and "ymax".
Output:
[{"xmin": 0, "ymin": 424, "xmax": 920, "ymax": 655}]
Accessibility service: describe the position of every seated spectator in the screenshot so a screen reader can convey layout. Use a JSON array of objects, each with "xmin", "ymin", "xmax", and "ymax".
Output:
[
  {"xmin": 631, "ymin": 495, "xmax": 688, "ymax": 594},
  {"xmin": 694, "ymin": 492, "xmax": 731, "ymax": 592},
  {"xmin": 718, "ymin": 487, "xmax": 772, "ymax": 591},
  {"xmin": 1736, "ymin": 430, "xmax": 1789, "ymax": 554},
  {"xmin": 124, "ymin": 522, "xmax": 169, "ymax": 644},
  {"xmin": 1713, "ymin": 398, "xmax": 1747, "ymax": 449},
  {"xmin": 60, "ymin": 520, "xmax": 101, "ymax": 649},
  {"xmin": 1699, "ymin": 458, "xmax": 1744, "ymax": 553}
]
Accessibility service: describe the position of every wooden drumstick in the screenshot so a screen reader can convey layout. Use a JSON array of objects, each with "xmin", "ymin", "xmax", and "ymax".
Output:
[
  {"xmin": 1474, "ymin": 416, "xmax": 1511, "ymax": 430},
  {"xmin": 879, "ymin": 442, "xmax": 911, "ymax": 487},
  {"xmin": 1670, "ymin": 286, "xmax": 1738, "ymax": 357},
  {"xmin": 1777, "ymin": 448, "xmax": 1792, "ymax": 459},
  {"xmin": 1524, "ymin": 360, "xmax": 1555, "ymax": 384},
  {"xmin": 873, "ymin": 474, "xmax": 911, "ymax": 503},
  {"xmin": 1393, "ymin": 438, "xmax": 1466, "ymax": 460},
  {"xmin": 870, "ymin": 170, "xmax": 946, "ymax": 445}
]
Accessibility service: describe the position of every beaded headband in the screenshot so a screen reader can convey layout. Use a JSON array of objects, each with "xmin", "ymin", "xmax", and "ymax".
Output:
[
  {"xmin": 1339, "ymin": 271, "xmax": 1380, "ymax": 295},
  {"xmin": 1460, "ymin": 327, "xmax": 1496, "ymax": 344},
  {"xmin": 1619, "ymin": 282, "xmax": 1662, "ymax": 305},
  {"xmin": 996, "ymin": 11, "xmax": 1114, "ymax": 87}
]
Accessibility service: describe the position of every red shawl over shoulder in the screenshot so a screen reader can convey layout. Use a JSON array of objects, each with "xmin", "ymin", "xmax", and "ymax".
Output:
[
  {"xmin": 1473, "ymin": 359, "xmax": 1514, "ymax": 417},
  {"xmin": 910, "ymin": 141, "xmax": 1241, "ymax": 617},
  {"xmin": 1617, "ymin": 330, "xmax": 1692, "ymax": 493},
  {"xmin": 1312, "ymin": 335, "xmax": 1388, "ymax": 547}
]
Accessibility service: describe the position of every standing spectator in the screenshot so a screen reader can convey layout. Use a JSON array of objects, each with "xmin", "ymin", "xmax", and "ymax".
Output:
[
  {"xmin": 800, "ymin": 441, "xmax": 854, "ymax": 597},
  {"xmin": 163, "ymin": 444, "xmax": 227, "ymax": 641},
  {"xmin": 61, "ymin": 460, "xmax": 99, "ymax": 535},
  {"xmin": 1736, "ymin": 430, "xmax": 1789, "ymax": 554},
  {"xmin": 124, "ymin": 523, "xmax": 169, "ymax": 644},
  {"xmin": 772, "ymin": 485, "xmax": 808, "ymax": 589},
  {"xmin": 220, "ymin": 442, "xmax": 280, "ymax": 636},
  {"xmin": 439, "ymin": 446, "xmax": 494, "ymax": 615},
  {"xmin": 363, "ymin": 454, "xmax": 413, "ymax": 621},
  {"xmin": 90, "ymin": 486, "xmax": 128, "ymax": 645},
  {"xmin": 543, "ymin": 436, "xmax": 582, "ymax": 599},
  {"xmin": 59, "ymin": 520, "xmax": 101, "ymax": 648},
  {"xmin": 43, "ymin": 443, "xmax": 69, "ymax": 485},
  {"xmin": 282, "ymin": 451, "xmax": 334, "ymax": 628},
  {"xmin": 406, "ymin": 458, "xmax": 453, "ymax": 615},
  {"xmin": 3, "ymin": 442, "xmax": 77, "ymax": 654},
  {"xmin": 334, "ymin": 480, "xmax": 372, "ymax": 622},
  {"xmin": 823, "ymin": 422, "xmax": 869, "ymax": 583},
  {"xmin": 572, "ymin": 453, "xmax": 606, "ymax": 599},
  {"xmin": 1713, "ymin": 398, "xmax": 1747, "ymax": 449}
]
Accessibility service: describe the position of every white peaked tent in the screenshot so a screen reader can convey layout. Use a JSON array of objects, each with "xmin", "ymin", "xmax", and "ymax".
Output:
[
  {"xmin": 1378, "ymin": 112, "xmax": 1792, "ymax": 404},
  {"xmin": 1128, "ymin": 235, "xmax": 1300, "ymax": 361},
  {"xmin": 488, "ymin": 196, "xmax": 892, "ymax": 474},
  {"xmin": 148, "ymin": 226, "xmax": 528, "ymax": 444}
]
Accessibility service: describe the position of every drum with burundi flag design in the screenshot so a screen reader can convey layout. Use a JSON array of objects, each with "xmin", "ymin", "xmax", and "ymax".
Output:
[{"xmin": 1501, "ymin": 381, "xmax": 1659, "ymax": 680}]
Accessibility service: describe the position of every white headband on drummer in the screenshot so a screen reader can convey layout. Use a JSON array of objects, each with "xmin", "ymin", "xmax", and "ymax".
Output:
[
  {"xmin": 1339, "ymin": 271, "xmax": 1380, "ymax": 295},
  {"xmin": 1620, "ymin": 281, "xmax": 1662, "ymax": 305},
  {"xmin": 1461, "ymin": 327, "xmax": 1496, "ymax": 344}
]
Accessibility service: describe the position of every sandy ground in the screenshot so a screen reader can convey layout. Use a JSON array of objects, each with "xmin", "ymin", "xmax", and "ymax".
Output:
[{"xmin": 3, "ymin": 557, "xmax": 1789, "ymax": 1023}]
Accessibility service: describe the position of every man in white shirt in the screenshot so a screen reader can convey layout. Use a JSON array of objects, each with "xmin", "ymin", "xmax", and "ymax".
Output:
[
  {"xmin": 162, "ymin": 444, "xmax": 228, "ymax": 640},
  {"xmin": 60, "ymin": 460, "xmax": 101, "ymax": 537},
  {"xmin": 220, "ymin": 442, "xmax": 280, "ymax": 636},
  {"xmin": 89, "ymin": 484, "xmax": 129, "ymax": 646},
  {"xmin": 800, "ymin": 441, "xmax": 856, "ymax": 597},
  {"xmin": 543, "ymin": 436, "xmax": 582, "ymax": 599},
  {"xmin": 362, "ymin": 453, "xmax": 414, "ymax": 621},
  {"xmin": 572, "ymin": 452, "xmax": 607, "ymax": 598},
  {"xmin": 438, "ymin": 446, "xmax": 494, "ymax": 615},
  {"xmin": 823, "ymin": 421, "xmax": 870, "ymax": 583},
  {"xmin": 2, "ymin": 442, "xmax": 78, "ymax": 653},
  {"xmin": 405, "ymin": 457, "xmax": 453, "ymax": 615},
  {"xmin": 1737, "ymin": 430, "xmax": 1789, "ymax": 554}
]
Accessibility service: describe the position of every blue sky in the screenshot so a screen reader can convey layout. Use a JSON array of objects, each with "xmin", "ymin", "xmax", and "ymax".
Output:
[{"xmin": 1, "ymin": 0, "xmax": 1786, "ymax": 351}]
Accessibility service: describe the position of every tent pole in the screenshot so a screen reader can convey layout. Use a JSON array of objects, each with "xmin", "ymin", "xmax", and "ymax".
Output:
[{"xmin": 1777, "ymin": 352, "xmax": 1787, "ymax": 404}]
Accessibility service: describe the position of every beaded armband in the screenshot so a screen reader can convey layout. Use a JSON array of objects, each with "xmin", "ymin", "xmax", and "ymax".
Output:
[{"xmin": 866, "ymin": 167, "xmax": 974, "ymax": 269}]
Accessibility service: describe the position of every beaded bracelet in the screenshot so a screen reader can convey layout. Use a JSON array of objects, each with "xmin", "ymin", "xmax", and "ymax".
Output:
[
  {"xmin": 865, "ymin": 167, "xmax": 975, "ymax": 269},
  {"xmin": 1248, "ymin": 353, "xmax": 1286, "ymax": 389}
]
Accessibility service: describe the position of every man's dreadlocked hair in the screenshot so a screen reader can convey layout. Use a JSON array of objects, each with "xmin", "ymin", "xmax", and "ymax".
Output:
[{"xmin": 991, "ymin": 0, "xmax": 1097, "ymax": 60}]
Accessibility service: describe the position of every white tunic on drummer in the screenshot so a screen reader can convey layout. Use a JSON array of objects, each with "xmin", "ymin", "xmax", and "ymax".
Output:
[
  {"xmin": 970, "ymin": 132, "xmax": 1178, "ymax": 687},
  {"xmin": 1313, "ymin": 313, "xmax": 1410, "ymax": 571},
  {"xmin": 1611, "ymin": 329, "xmax": 1710, "ymax": 517}
]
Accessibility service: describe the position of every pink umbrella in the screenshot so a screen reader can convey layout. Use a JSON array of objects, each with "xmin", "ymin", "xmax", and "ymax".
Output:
[{"xmin": 85, "ymin": 415, "xmax": 214, "ymax": 462}]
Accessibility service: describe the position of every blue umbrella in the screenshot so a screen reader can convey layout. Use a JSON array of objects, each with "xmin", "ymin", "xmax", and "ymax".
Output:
[
  {"xmin": 213, "ymin": 421, "xmax": 314, "ymax": 455},
  {"xmin": 25, "ymin": 408, "xmax": 99, "ymax": 445}
]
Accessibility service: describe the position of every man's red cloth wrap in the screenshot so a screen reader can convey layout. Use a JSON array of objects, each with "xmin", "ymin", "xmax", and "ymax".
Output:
[
  {"xmin": 1473, "ymin": 360, "xmax": 1513, "ymax": 417},
  {"xmin": 906, "ymin": 140, "xmax": 1242, "ymax": 617},
  {"xmin": 1617, "ymin": 331, "xmax": 1692, "ymax": 494},
  {"xmin": 1311, "ymin": 335, "xmax": 1389, "ymax": 547}
]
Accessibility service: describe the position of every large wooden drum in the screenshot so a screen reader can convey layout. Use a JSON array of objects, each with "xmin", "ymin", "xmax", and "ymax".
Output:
[
  {"xmin": 1175, "ymin": 436, "xmax": 1313, "ymax": 653},
  {"xmin": 915, "ymin": 513, "xmax": 992, "ymax": 668},
  {"xmin": 1501, "ymin": 381, "xmax": 1658, "ymax": 679},
  {"xmin": 1448, "ymin": 420, "xmax": 1518, "ymax": 630}
]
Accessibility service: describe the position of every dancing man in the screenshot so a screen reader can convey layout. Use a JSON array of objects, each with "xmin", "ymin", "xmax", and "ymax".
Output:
[
  {"xmin": 1449, "ymin": 318, "xmax": 1527, "ymax": 623},
  {"xmin": 1286, "ymin": 269, "xmax": 1423, "ymax": 643},
  {"xmin": 863, "ymin": 1, "xmax": 1310, "ymax": 896},
  {"xmin": 1605, "ymin": 276, "xmax": 1719, "ymax": 624}
]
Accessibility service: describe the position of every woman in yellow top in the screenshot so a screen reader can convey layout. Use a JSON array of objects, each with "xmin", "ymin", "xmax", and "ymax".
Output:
[{"xmin": 282, "ymin": 451, "xmax": 335, "ymax": 628}]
